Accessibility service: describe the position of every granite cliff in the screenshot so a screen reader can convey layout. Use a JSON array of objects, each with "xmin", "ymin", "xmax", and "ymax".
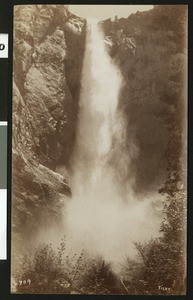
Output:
[
  {"xmin": 101, "ymin": 5, "xmax": 186, "ymax": 193},
  {"xmin": 12, "ymin": 5, "xmax": 86, "ymax": 248}
]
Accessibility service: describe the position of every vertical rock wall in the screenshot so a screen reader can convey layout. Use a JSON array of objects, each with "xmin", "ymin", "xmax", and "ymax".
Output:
[{"xmin": 12, "ymin": 5, "xmax": 86, "ymax": 245}]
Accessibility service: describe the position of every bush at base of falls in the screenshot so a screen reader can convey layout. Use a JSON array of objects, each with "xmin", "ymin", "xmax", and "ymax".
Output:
[
  {"xmin": 121, "ymin": 177, "xmax": 186, "ymax": 295},
  {"xmin": 13, "ymin": 238, "xmax": 123, "ymax": 295}
]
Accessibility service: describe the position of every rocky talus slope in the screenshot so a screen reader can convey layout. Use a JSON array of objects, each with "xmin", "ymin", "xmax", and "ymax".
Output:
[{"xmin": 12, "ymin": 5, "xmax": 86, "ymax": 249}]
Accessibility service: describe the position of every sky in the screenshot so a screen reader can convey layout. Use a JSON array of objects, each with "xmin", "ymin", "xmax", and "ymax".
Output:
[{"xmin": 68, "ymin": 5, "xmax": 153, "ymax": 21}]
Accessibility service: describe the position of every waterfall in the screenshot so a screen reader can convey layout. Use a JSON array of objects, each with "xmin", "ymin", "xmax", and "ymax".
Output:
[
  {"xmin": 65, "ymin": 19, "xmax": 162, "ymax": 263},
  {"xmin": 71, "ymin": 19, "xmax": 122, "ymax": 193}
]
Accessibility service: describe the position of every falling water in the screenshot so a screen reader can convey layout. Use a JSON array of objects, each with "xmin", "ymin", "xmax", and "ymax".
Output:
[
  {"xmin": 65, "ymin": 19, "xmax": 162, "ymax": 263},
  {"xmin": 71, "ymin": 19, "xmax": 122, "ymax": 193}
]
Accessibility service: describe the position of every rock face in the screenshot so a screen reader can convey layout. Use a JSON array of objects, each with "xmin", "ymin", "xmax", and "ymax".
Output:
[
  {"xmin": 101, "ymin": 6, "xmax": 186, "ymax": 193},
  {"xmin": 12, "ymin": 5, "xmax": 86, "ymax": 247}
]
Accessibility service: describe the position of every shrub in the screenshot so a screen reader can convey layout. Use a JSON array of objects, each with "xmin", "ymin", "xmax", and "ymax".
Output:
[{"xmin": 14, "ymin": 237, "xmax": 123, "ymax": 294}]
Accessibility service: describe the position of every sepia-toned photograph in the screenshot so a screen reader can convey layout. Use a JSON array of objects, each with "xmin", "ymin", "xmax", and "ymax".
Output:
[{"xmin": 11, "ymin": 4, "xmax": 187, "ymax": 295}]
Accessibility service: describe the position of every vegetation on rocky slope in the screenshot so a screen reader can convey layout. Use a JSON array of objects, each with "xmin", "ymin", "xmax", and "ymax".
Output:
[{"xmin": 14, "ymin": 237, "xmax": 123, "ymax": 294}]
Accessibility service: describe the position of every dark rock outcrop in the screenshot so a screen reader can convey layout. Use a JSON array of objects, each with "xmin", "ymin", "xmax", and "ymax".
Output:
[
  {"xmin": 12, "ymin": 5, "xmax": 86, "ymax": 246},
  {"xmin": 101, "ymin": 5, "xmax": 186, "ymax": 194}
]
